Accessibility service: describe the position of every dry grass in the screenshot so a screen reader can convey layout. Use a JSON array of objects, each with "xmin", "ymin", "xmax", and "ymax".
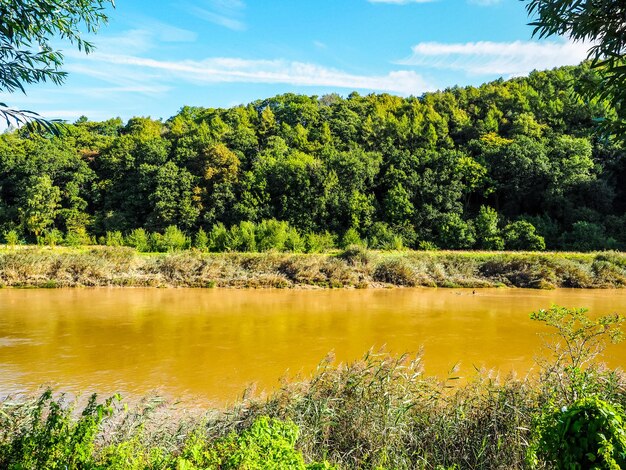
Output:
[{"xmin": 0, "ymin": 246, "xmax": 624, "ymax": 289}]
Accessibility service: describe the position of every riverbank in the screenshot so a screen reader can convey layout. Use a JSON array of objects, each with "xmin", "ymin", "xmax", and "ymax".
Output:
[
  {"xmin": 0, "ymin": 246, "xmax": 624, "ymax": 289},
  {"xmin": 1, "ymin": 340, "xmax": 625, "ymax": 469}
]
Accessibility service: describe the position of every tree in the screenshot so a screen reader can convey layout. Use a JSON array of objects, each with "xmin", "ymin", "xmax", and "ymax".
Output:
[
  {"xmin": 474, "ymin": 205, "xmax": 504, "ymax": 250},
  {"xmin": 525, "ymin": 0, "xmax": 626, "ymax": 138},
  {"xmin": 19, "ymin": 174, "xmax": 60, "ymax": 238},
  {"xmin": 0, "ymin": 0, "xmax": 113, "ymax": 130},
  {"xmin": 503, "ymin": 220, "xmax": 546, "ymax": 251}
]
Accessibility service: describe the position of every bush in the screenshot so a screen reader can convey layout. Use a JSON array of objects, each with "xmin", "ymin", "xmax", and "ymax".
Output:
[
  {"xmin": 125, "ymin": 228, "xmax": 150, "ymax": 252},
  {"xmin": 304, "ymin": 231, "xmax": 336, "ymax": 253},
  {"xmin": 200, "ymin": 417, "xmax": 314, "ymax": 469},
  {"xmin": 209, "ymin": 223, "xmax": 231, "ymax": 252},
  {"xmin": 2, "ymin": 229, "xmax": 20, "ymax": 246},
  {"xmin": 193, "ymin": 227, "xmax": 209, "ymax": 252},
  {"xmin": 229, "ymin": 221, "xmax": 256, "ymax": 252},
  {"xmin": 64, "ymin": 228, "xmax": 92, "ymax": 247},
  {"xmin": 41, "ymin": 229, "xmax": 64, "ymax": 247},
  {"xmin": 256, "ymin": 219, "xmax": 289, "ymax": 252},
  {"xmin": 503, "ymin": 221, "xmax": 546, "ymax": 251},
  {"xmin": 417, "ymin": 240, "xmax": 438, "ymax": 251},
  {"xmin": 560, "ymin": 221, "xmax": 619, "ymax": 252},
  {"xmin": 474, "ymin": 206, "xmax": 504, "ymax": 250},
  {"xmin": 341, "ymin": 227, "xmax": 362, "ymax": 249},
  {"xmin": 285, "ymin": 226, "xmax": 305, "ymax": 253},
  {"xmin": 0, "ymin": 390, "xmax": 117, "ymax": 469},
  {"xmin": 366, "ymin": 222, "xmax": 403, "ymax": 250},
  {"xmin": 436, "ymin": 213, "xmax": 476, "ymax": 249},
  {"xmin": 161, "ymin": 226, "xmax": 189, "ymax": 252},
  {"xmin": 528, "ymin": 397, "xmax": 626, "ymax": 469},
  {"xmin": 337, "ymin": 245, "xmax": 371, "ymax": 266},
  {"xmin": 105, "ymin": 231, "xmax": 124, "ymax": 247}
]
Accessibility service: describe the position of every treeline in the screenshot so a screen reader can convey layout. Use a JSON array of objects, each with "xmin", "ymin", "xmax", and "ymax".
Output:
[{"xmin": 1, "ymin": 63, "xmax": 625, "ymax": 251}]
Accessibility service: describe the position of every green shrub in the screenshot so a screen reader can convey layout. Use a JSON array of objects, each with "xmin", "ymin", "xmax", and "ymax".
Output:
[
  {"xmin": 205, "ymin": 417, "xmax": 308, "ymax": 469},
  {"xmin": 560, "ymin": 221, "xmax": 619, "ymax": 252},
  {"xmin": 436, "ymin": 213, "xmax": 476, "ymax": 249},
  {"xmin": 194, "ymin": 227, "xmax": 209, "ymax": 252},
  {"xmin": 474, "ymin": 206, "xmax": 504, "ymax": 250},
  {"xmin": 64, "ymin": 228, "xmax": 92, "ymax": 247},
  {"xmin": 366, "ymin": 221, "xmax": 403, "ymax": 250},
  {"xmin": 42, "ymin": 229, "xmax": 64, "ymax": 247},
  {"xmin": 304, "ymin": 231, "xmax": 336, "ymax": 253},
  {"xmin": 528, "ymin": 397, "xmax": 626, "ymax": 469},
  {"xmin": 285, "ymin": 227, "xmax": 305, "ymax": 253},
  {"xmin": 417, "ymin": 240, "xmax": 438, "ymax": 251},
  {"xmin": 3, "ymin": 229, "xmax": 20, "ymax": 246},
  {"xmin": 148, "ymin": 232, "xmax": 163, "ymax": 252},
  {"xmin": 161, "ymin": 226, "xmax": 189, "ymax": 252},
  {"xmin": 524, "ymin": 214, "xmax": 561, "ymax": 249},
  {"xmin": 256, "ymin": 219, "xmax": 289, "ymax": 252},
  {"xmin": 149, "ymin": 227, "xmax": 189, "ymax": 252},
  {"xmin": 341, "ymin": 227, "xmax": 362, "ymax": 249},
  {"xmin": 125, "ymin": 228, "xmax": 150, "ymax": 252},
  {"xmin": 0, "ymin": 390, "xmax": 117, "ymax": 470},
  {"xmin": 209, "ymin": 223, "xmax": 231, "ymax": 252},
  {"xmin": 105, "ymin": 231, "xmax": 124, "ymax": 247},
  {"xmin": 229, "ymin": 221, "xmax": 256, "ymax": 252},
  {"xmin": 503, "ymin": 221, "xmax": 546, "ymax": 251}
]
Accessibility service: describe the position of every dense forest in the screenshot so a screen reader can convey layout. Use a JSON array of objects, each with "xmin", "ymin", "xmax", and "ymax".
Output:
[{"xmin": 1, "ymin": 63, "xmax": 624, "ymax": 252}]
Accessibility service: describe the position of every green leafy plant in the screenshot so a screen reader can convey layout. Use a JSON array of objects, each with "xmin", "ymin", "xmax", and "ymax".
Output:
[
  {"xmin": 2, "ymin": 229, "xmax": 20, "ymax": 246},
  {"xmin": 530, "ymin": 305, "xmax": 624, "ymax": 370},
  {"xmin": 0, "ymin": 390, "xmax": 118, "ymax": 469},
  {"xmin": 179, "ymin": 416, "xmax": 334, "ymax": 469},
  {"xmin": 192, "ymin": 227, "xmax": 208, "ymax": 252},
  {"xmin": 528, "ymin": 396, "xmax": 626, "ymax": 469},
  {"xmin": 125, "ymin": 228, "xmax": 150, "ymax": 252}
]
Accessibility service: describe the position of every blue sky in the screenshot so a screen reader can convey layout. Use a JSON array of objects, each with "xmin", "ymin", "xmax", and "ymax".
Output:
[{"xmin": 2, "ymin": 0, "xmax": 591, "ymax": 123}]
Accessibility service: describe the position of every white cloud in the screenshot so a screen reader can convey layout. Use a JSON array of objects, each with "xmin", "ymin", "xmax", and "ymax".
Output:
[
  {"xmin": 397, "ymin": 39, "xmax": 591, "ymax": 77},
  {"xmin": 189, "ymin": 0, "xmax": 246, "ymax": 31},
  {"xmin": 77, "ymin": 52, "xmax": 433, "ymax": 95}
]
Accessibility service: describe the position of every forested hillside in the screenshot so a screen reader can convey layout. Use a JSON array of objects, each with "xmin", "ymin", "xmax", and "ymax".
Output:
[{"xmin": 1, "ymin": 63, "xmax": 624, "ymax": 251}]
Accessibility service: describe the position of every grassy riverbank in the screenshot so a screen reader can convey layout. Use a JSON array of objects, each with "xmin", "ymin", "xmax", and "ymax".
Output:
[
  {"xmin": 0, "ymin": 246, "xmax": 625, "ymax": 289},
  {"xmin": 1, "ymin": 306, "xmax": 625, "ymax": 469}
]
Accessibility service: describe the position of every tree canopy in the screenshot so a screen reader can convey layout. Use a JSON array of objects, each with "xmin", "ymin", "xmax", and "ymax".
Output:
[
  {"xmin": 0, "ymin": 0, "xmax": 113, "ymax": 131},
  {"xmin": 0, "ymin": 63, "xmax": 624, "ymax": 252},
  {"xmin": 525, "ymin": 0, "xmax": 626, "ymax": 138}
]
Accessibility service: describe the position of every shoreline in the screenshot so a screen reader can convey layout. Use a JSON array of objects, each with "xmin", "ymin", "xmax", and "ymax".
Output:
[{"xmin": 0, "ymin": 246, "xmax": 624, "ymax": 289}]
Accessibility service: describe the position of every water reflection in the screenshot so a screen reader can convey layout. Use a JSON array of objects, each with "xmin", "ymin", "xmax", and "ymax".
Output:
[{"xmin": 0, "ymin": 288, "xmax": 624, "ymax": 405}]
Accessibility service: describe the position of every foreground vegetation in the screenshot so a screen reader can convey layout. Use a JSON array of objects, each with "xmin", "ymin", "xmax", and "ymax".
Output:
[
  {"xmin": 1, "ymin": 306, "xmax": 625, "ymax": 469},
  {"xmin": 0, "ymin": 246, "xmax": 625, "ymax": 289},
  {"xmin": 1, "ymin": 64, "xmax": 626, "ymax": 252}
]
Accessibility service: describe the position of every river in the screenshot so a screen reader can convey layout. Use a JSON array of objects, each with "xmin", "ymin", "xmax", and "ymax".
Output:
[{"xmin": 0, "ymin": 288, "xmax": 624, "ymax": 405}]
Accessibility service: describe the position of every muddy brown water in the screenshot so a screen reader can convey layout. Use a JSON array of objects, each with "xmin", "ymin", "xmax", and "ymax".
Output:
[{"xmin": 0, "ymin": 288, "xmax": 625, "ymax": 405}]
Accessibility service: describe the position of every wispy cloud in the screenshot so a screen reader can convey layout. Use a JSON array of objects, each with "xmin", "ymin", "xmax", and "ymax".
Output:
[
  {"xmin": 188, "ymin": 0, "xmax": 246, "ymax": 31},
  {"xmin": 84, "ymin": 52, "xmax": 432, "ymax": 95},
  {"xmin": 137, "ymin": 20, "xmax": 198, "ymax": 43},
  {"xmin": 397, "ymin": 40, "xmax": 591, "ymax": 77}
]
